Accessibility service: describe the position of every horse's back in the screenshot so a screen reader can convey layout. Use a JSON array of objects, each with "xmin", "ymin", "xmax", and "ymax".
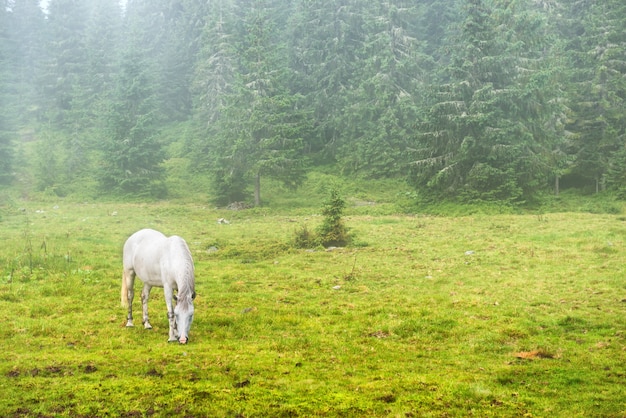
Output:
[
  {"xmin": 123, "ymin": 229, "xmax": 167, "ymax": 273},
  {"xmin": 126, "ymin": 228, "xmax": 166, "ymax": 245},
  {"xmin": 123, "ymin": 229, "xmax": 193, "ymax": 288}
]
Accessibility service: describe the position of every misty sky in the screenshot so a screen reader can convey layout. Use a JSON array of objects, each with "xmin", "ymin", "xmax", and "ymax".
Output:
[{"xmin": 39, "ymin": 0, "xmax": 127, "ymax": 13}]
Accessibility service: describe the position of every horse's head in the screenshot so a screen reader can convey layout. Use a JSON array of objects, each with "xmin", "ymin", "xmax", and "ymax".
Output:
[{"xmin": 174, "ymin": 291, "xmax": 196, "ymax": 344}]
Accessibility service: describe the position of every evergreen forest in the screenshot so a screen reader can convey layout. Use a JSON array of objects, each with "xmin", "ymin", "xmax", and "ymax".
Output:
[{"xmin": 1, "ymin": 0, "xmax": 625, "ymax": 207}]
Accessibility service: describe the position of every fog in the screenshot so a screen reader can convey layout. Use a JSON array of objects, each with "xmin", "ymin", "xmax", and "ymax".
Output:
[{"xmin": 1, "ymin": 1, "xmax": 624, "ymax": 203}]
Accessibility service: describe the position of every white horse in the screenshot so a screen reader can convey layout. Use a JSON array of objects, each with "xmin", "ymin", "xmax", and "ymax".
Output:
[{"xmin": 121, "ymin": 229, "xmax": 196, "ymax": 344}]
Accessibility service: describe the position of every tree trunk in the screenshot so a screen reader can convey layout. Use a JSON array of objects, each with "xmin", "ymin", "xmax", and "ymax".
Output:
[
  {"xmin": 595, "ymin": 176, "xmax": 607, "ymax": 193},
  {"xmin": 555, "ymin": 175, "xmax": 560, "ymax": 196},
  {"xmin": 254, "ymin": 171, "xmax": 261, "ymax": 207}
]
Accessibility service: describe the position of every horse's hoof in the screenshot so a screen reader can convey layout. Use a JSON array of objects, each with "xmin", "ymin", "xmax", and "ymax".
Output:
[
  {"xmin": 126, "ymin": 321, "xmax": 134, "ymax": 327},
  {"xmin": 144, "ymin": 323, "xmax": 153, "ymax": 330}
]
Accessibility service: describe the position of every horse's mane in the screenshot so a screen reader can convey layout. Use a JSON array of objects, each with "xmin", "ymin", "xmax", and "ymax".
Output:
[{"xmin": 174, "ymin": 237, "xmax": 195, "ymax": 309}]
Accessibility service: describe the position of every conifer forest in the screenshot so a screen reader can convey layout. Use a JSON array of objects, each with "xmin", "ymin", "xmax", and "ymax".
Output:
[{"xmin": 1, "ymin": 0, "xmax": 625, "ymax": 206}]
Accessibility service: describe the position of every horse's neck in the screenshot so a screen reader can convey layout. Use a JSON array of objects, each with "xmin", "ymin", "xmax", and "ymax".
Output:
[
  {"xmin": 174, "ymin": 241, "xmax": 195, "ymax": 295},
  {"xmin": 178, "ymin": 275, "xmax": 194, "ymax": 297}
]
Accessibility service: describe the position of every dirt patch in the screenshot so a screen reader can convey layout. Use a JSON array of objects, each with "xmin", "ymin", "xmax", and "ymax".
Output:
[
  {"xmin": 83, "ymin": 364, "xmax": 98, "ymax": 374},
  {"xmin": 234, "ymin": 379, "xmax": 250, "ymax": 388},
  {"xmin": 514, "ymin": 349, "xmax": 556, "ymax": 360},
  {"xmin": 377, "ymin": 394, "xmax": 396, "ymax": 403},
  {"xmin": 8, "ymin": 407, "xmax": 35, "ymax": 417},
  {"xmin": 46, "ymin": 365, "xmax": 64, "ymax": 374},
  {"xmin": 145, "ymin": 368, "xmax": 163, "ymax": 378}
]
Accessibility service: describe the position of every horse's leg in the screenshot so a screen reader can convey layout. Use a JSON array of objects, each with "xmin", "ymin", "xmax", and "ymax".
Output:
[
  {"xmin": 141, "ymin": 283, "xmax": 153, "ymax": 329},
  {"xmin": 164, "ymin": 286, "xmax": 178, "ymax": 342},
  {"xmin": 124, "ymin": 269, "xmax": 135, "ymax": 327}
]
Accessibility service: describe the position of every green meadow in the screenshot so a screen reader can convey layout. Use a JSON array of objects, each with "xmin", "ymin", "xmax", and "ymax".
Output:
[{"xmin": 0, "ymin": 193, "xmax": 625, "ymax": 417}]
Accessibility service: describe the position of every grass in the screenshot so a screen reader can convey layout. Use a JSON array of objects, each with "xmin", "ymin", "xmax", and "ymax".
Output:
[{"xmin": 0, "ymin": 198, "xmax": 625, "ymax": 417}]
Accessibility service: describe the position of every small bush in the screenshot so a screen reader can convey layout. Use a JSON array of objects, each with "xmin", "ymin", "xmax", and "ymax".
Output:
[{"xmin": 293, "ymin": 224, "xmax": 315, "ymax": 249}]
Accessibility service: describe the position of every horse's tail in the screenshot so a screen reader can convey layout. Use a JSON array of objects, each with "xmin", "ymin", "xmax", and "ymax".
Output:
[{"xmin": 121, "ymin": 271, "xmax": 129, "ymax": 308}]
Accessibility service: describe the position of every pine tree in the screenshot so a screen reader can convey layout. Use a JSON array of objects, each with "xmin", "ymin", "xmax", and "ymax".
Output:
[
  {"xmin": 96, "ymin": 48, "xmax": 165, "ymax": 197},
  {"xmin": 5, "ymin": 0, "xmax": 47, "ymax": 124},
  {"xmin": 411, "ymin": 0, "xmax": 563, "ymax": 203},
  {"xmin": 62, "ymin": 0, "xmax": 123, "ymax": 184},
  {"xmin": 208, "ymin": 0, "xmax": 310, "ymax": 206},
  {"xmin": 42, "ymin": 0, "xmax": 90, "ymax": 126},
  {"xmin": 317, "ymin": 188, "xmax": 349, "ymax": 247},
  {"xmin": 192, "ymin": 0, "xmax": 237, "ymax": 127},
  {"xmin": 0, "ymin": 4, "xmax": 14, "ymax": 184},
  {"xmin": 562, "ymin": 0, "xmax": 626, "ymax": 192},
  {"xmin": 338, "ymin": 0, "xmax": 427, "ymax": 177},
  {"xmin": 288, "ymin": 0, "xmax": 367, "ymax": 160}
]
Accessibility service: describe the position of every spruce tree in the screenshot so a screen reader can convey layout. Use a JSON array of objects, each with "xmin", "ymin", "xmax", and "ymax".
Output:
[
  {"xmin": 562, "ymin": 0, "xmax": 626, "ymax": 192},
  {"xmin": 0, "ymin": 6, "xmax": 13, "ymax": 184},
  {"xmin": 207, "ymin": 0, "xmax": 310, "ymax": 206},
  {"xmin": 411, "ymin": 0, "xmax": 563, "ymax": 203},
  {"xmin": 96, "ymin": 49, "xmax": 165, "ymax": 197},
  {"xmin": 5, "ymin": 0, "xmax": 46, "ymax": 125},
  {"xmin": 338, "ymin": 1, "xmax": 427, "ymax": 177},
  {"xmin": 317, "ymin": 188, "xmax": 349, "ymax": 247}
]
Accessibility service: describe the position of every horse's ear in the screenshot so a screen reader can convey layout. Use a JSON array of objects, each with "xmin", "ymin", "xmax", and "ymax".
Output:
[
  {"xmin": 173, "ymin": 294, "xmax": 178, "ymax": 301},
  {"xmin": 192, "ymin": 291, "xmax": 197, "ymax": 300}
]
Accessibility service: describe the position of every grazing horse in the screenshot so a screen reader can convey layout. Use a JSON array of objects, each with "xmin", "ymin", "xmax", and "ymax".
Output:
[{"xmin": 121, "ymin": 229, "xmax": 196, "ymax": 344}]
